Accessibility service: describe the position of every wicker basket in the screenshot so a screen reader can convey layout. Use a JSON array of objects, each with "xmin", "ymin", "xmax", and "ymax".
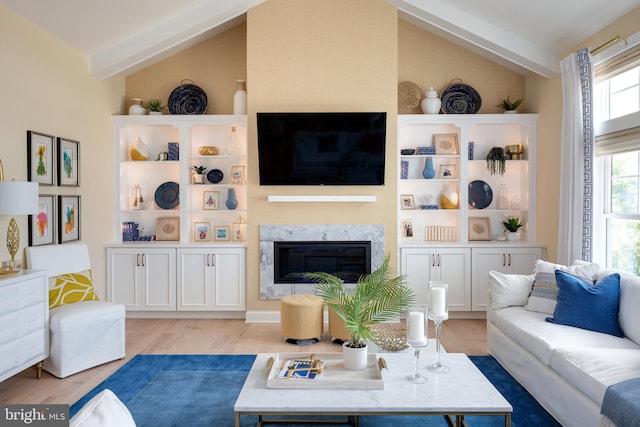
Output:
[{"xmin": 371, "ymin": 324, "xmax": 408, "ymax": 352}]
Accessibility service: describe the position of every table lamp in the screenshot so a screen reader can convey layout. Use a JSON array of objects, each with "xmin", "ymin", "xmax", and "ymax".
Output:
[{"xmin": 0, "ymin": 159, "xmax": 39, "ymax": 272}]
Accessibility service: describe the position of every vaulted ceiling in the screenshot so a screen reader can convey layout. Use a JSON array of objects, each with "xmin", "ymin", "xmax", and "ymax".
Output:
[{"xmin": 1, "ymin": 0, "xmax": 638, "ymax": 79}]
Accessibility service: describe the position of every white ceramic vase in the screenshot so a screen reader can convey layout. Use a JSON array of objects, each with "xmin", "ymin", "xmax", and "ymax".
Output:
[
  {"xmin": 128, "ymin": 98, "xmax": 146, "ymax": 115},
  {"xmin": 421, "ymin": 86, "xmax": 441, "ymax": 114},
  {"xmin": 342, "ymin": 342, "xmax": 368, "ymax": 370},
  {"xmin": 233, "ymin": 80, "xmax": 247, "ymax": 115},
  {"xmin": 506, "ymin": 231, "xmax": 519, "ymax": 241}
]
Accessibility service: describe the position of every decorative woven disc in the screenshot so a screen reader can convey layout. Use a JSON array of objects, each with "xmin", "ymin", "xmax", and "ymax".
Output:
[
  {"xmin": 398, "ymin": 81, "xmax": 422, "ymax": 111},
  {"xmin": 440, "ymin": 80, "xmax": 481, "ymax": 114},
  {"xmin": 168, "ymin": 80, "xmax": 208, "ymax": 115},
  {"xmin": 372, "ymin": 324, "xmax": 409, "ymax": 352}
]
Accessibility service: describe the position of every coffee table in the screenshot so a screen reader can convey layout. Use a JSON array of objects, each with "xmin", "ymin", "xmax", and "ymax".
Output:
[{"xmin": 234, "ymin": 351, "xmax": 512, "ymax": 426}]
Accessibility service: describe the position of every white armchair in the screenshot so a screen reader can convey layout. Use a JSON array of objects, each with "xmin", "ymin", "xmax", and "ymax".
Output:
[{"xmin": 26, "ymin": 243, "xmax": 125, "ymax": 378}]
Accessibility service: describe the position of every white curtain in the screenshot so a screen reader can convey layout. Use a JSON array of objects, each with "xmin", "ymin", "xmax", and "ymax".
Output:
[{"xmin": 558, "ymin": 53, "xmax": 586, "ymax": 265}]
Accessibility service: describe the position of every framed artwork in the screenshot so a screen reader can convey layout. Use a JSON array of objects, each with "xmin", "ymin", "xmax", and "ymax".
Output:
[
  {"xmin": 438, "ymin": 164, "xmax": 456, "ymax": 179},
  {"xmin": 194, "ymin": 222, "xmax": 211, "ymax": 242},
  {"xmin": 468, "ymin": 217, "xmax": 492, "ymax": 241},
  {"xmin": 58, "ymin": 195, "xmax": 80, "ymax": 243},
  {"xmin": 400, "ymin": 194, "xmax": 415, "ymax": 210},
  {"xmin": 57, "ymin": 137, "xmax": 80, "ymax": 186},
  {"xmin": 202, "ymin": 191, "xmax": 219, "ymax": 210},
  {"xmin": 401, "ymin": 219, "xmax": 414, "ymax": 240},
  {"xmin": 214, "ymin": 225, "xmax": 230, "ymax": 241},
  {"xmin": 27, "ymin": 130, "xmax": 55, "ymax": 185},
  {"xmin": 155, "ymin": 217, "xmax": 180, "ymax": 241},
  {"xmin": 433, "ymin": 133, "xmax": 459, "ymax": 155},
  {"xmin": 231, "ymin": 165, "xmax": 245, "ymax": 184},
  {"xmin": 29, "ymin": 195, "xmax": 56, "ymax": 246}
]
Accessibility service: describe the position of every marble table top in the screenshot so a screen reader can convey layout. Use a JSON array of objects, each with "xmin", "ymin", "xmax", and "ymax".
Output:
[{"xmin": 234, "ymin": 351, "xmax": 512, "ymax": 415}]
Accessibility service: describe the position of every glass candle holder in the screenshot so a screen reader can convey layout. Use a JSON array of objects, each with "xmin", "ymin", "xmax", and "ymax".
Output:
[
  {"xmin": 428, "ymin": 281, "xmax": 449, "ymax": 373},
  {"xmin": 405, "ymin": 304, "xmax": 429, "ymax": 384}
]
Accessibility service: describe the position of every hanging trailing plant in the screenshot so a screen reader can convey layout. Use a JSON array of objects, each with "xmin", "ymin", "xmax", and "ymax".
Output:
[{"xmin": 486, "ymin": 147, "xmax": 506, "ymax": 176}]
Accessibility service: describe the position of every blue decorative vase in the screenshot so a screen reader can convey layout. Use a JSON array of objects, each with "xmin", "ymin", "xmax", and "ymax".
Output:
[
  {"xmin": 225, "ymin": 188, "xmax": 238, "ymax": 210},
  {"xmin": 423, "ymin": 157, "xmax": 436, "ymax": 179}
]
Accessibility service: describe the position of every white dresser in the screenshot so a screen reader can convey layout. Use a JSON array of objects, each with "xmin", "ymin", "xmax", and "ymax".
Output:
[{"xmin": 0, "ymin": 270, "xmax": 48, "ymax": 382}]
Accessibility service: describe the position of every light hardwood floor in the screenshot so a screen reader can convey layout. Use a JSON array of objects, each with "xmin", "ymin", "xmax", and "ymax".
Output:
[{"xmin": 0, "ymin": 318, "xmax": 487, "ymax": 405}]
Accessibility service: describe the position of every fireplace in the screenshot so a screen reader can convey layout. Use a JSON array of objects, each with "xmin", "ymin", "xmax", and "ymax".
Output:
[{"xmin": 274, "ymin": 241, "xmax": 371, "ymax": 283}]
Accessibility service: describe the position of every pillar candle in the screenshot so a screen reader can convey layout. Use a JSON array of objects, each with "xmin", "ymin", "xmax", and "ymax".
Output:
[
  {"xmin": 431, "ymin": 287, "xmax": 447, "ymax": 317},
  {"xmin": 408, "ymin": 311, "xmax": 425, "ymax": 341}
]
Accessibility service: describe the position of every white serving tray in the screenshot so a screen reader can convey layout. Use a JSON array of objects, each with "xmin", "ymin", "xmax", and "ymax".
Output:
[{"xmin": 266, "ymin": 352, "xmax": 385, "ymax": 390}]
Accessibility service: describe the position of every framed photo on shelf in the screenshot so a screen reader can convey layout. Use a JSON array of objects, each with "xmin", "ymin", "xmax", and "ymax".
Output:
[
  {"xmin": 27, "ymin": 130, "xmax": 55, "ymax": 185},
  {"xmin": 155, "ymin": 217, "xmax": 180, "ymax": 241},
  {"xmin": 57, "ymin": 137, "xmax": 80, "ymax": 186},
  {"xmin": 230, "ymin": 165, "xmax": 245, "ymax": 184},
  {"xmin": 400, "ymin": 194, "xmax": 415, "ymax": 210},
  {"xmin": 194, "ymin": 222, "xmax": 211, "ymax": 242},
  {"xmin": 468, "ymin": 217, "xmax": 492, "ymax": 241},
  {"xmin": 214, "ymin": 225, "xmax": 230, "ymax": 241},
  {"xmin": 438, "ymin": 164, "xmax": 456, "ymax": 179},
  {"xmin": 401, "ymin": 219, "xmax": 414, "ymax": 240},
  {"xmin": 433, "ymin": 133, "xmax": 459, "ymax": 155},
  {"xmin": 202, "ymin": 191, "xmax": 220, "ymax": 210},
  {"xmin": 29, "ymin": 195, "xmax": 56, "ymax": 246},
  {"xmin": 58, "ymin": 195, "xmax": 80, "ymax": 243}
]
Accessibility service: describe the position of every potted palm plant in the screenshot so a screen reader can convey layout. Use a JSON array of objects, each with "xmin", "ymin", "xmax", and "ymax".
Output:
[
  {"xmin": 503, "ymin": 217, "xmax": 524, "ymax": 241},
  {"xmin": 305, "ymin": 254, "xmax": 414, "ymax": 370}
]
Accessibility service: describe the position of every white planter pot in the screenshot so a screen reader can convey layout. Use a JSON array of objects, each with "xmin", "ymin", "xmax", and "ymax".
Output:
[
  {"xmin": 343, "ymin": 342, "xmax": 368, "ymax": 370},
  {"xmin": 193, "ymin": 174, "xmax": 205, "ymax": 185},
  {"xmin": 506, "ymin": 231, "xmax": 519, "ymax": 241}
]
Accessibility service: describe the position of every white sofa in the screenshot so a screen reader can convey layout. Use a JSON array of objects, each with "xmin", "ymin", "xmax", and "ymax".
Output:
[{"xmin": 487, "ymin": 260, "xmax": 640, "ymax": 427}]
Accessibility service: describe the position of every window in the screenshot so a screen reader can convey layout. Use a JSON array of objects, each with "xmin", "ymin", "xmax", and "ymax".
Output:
[{"xmin": 595, "ymin": 44, "xmax": 640, "ymax": 274}]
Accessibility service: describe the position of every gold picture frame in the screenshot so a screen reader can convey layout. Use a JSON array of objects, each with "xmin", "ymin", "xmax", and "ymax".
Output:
[
  {"xmin": 433, "ymin": 133, "xmax": 459, "ymax": 155},
  {"xmin": 401, "ymin": 219, "xmax": 414, "ymax": 240},
  {"xmin": 231, "ymin": 165, "xmax": 245, "ymax": 184},
  {"xmin": 214, "ymin": 225, "xmax": 230, "ymax": 241},
  {"xmin": 194, "ymin": 221, "xmax": 210, "ymax": 242},
  {"xmin": 468, "ymin": 217, "xmax": 491, "ymax": 241},
  {"xmin": 155, "ymin": 217, "xmax": 180, "ymax": 241},
  {"xmin": 203, "ymin": 191, "xmax": 219, "ymax": 210},
  {"xmin": 400, "ymin": 194, "xmax": 415, "ymax": 210},
  {"xmin": 438, "ymin": 164, "xmax": 456, "ymax": 179}
]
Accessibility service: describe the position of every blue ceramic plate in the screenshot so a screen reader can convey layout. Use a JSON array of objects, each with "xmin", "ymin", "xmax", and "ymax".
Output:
[
  {"xmin": 468, "ymin": 180, "xmax": 492, "ymax": 209},
  {"xmin": 154, "ymin": 182, "xmax": 180, "ymax": 209},
  {"xmin": 206, "ymin": 169, "xmax": 224, "ymax": 184}
]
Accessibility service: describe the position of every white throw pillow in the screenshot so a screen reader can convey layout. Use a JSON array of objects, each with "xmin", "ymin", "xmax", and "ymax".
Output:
[
  {"xmin": 70, "ymin": 389, "xmax": 136, "ymax": 427},
  {"xmin": 525, "ymin": 260, "xmax": 600, "ymax": 314},
  {"xmin": 489, "ymin": 270, "xmax": 534, "ymax": 310},
  {"xmin": 603, "ymin": 269, "xmax": 640, "ymax": 346}
]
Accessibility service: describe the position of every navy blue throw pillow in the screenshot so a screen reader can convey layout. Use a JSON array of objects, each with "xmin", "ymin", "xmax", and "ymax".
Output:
[{"xmin": 545, "ymin": 271, "xmax": 624, "ymax": 337}]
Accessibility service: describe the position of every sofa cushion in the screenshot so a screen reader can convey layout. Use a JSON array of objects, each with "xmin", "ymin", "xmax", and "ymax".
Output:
[
  {"xmin": 490, "ymin": 306, "xmax": 636, "ymax": 366},
  {"xmin": 49, "ymin": 269, "xmax": 98, "ymax": 309},
  {"xmin": 525, "ymin": 260, "xmax": 600, "ymax": 315},
  {"xmin": 489, "ymin": 270, "xmax": 534, "ymax": 310},
  {"xmin": 599, "ymin": 269, "xmax": 640, "ymax": 347},
  {"xmin": 549, "ymin": 347, "xmax": 640, "ymax": 405},
  {"xmin": 70, "ymin": 389, "xmax": 136, "ymax": 427},
  {"xmin": 546, "ymin": 271, "xmax": 623, "ymax": 337}
]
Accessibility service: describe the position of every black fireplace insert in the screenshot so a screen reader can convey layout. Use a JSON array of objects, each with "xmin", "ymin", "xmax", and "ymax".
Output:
[{"xmin": 274, "ymin": 241, "xmax": 371, "ymax": 283}]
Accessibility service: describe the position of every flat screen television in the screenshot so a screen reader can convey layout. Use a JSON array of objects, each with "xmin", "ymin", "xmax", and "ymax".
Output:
[{"xmin": 256, "ymin": 112, "xmax": 387, "ymax": 185}]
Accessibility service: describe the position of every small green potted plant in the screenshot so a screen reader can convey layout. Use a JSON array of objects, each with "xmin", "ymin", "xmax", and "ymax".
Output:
[
  {"xmin": 143, "ymin": 99, "xmax": 167, "ymax": 115},
  {"xmin": 497, "ymin": 96, "xmax": 523, "ymax": 113},
  {"xmin": 486, "ymin": 147, "xmax": 506, "ymax": 176},
  {"xmin": 191, "ymin": 165, "xmax": 207, "ymax": 184},
  {"xmin": 503, "ymin": 217, "xmax": 524, "ymax": 241},
  {"xmin": 305, "ymin": 254, "xmax": 414, "ymax": 370}
]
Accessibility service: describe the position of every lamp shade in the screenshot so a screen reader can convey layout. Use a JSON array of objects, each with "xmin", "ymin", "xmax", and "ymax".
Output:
[{"xmin": 0, "ymin": 181, "xmax": 39, "ymax": 215}]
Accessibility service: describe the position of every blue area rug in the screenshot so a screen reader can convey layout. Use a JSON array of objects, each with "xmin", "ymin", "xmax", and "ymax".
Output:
[{"xmin": 71, "ymin": 354, "xmax": 560, "ymax": 427}]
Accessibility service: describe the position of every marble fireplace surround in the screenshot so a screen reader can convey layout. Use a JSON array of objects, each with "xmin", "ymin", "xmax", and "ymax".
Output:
[{"xmin": 259, "ymin": 224, "xmax": 384, "ymax": 300}]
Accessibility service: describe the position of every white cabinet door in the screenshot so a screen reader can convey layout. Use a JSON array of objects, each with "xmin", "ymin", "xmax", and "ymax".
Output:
[
  {"xmin": 142, "ymin": 249, "xmax": 176, "ymax": 311},
  {"xmin": 107, "ymin": 247, "xmax": 176, "ymax": 311},
  {"xmin": 434, "ymin": 247, "xmax": 471, "ymax": 311},
  {"xmin": 400, "ymin": 247, "xmax": 470, "ymax": 311},
  {"xmin": 471, "ymin": 246, "xmax": 543, "ymax": 311},
  {"xmin": 211, "ymin": 248, "xmax": 246, "ymax": 310},
  {"xmin": 177, "ymin": 248, "xmax": 213, "ymax": 310}
]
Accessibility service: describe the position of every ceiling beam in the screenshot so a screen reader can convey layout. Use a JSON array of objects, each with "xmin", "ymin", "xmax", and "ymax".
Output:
[
  {"xmin": 91, "ymin": 0, "xmax": 265, "ymax": 79},
  {"xmin": 388, "ymin": 0, "xmax": 560, "ymax": 78}
]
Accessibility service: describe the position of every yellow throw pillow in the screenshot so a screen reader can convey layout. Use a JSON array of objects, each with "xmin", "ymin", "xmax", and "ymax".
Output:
[{"xmin": 49, "ymin": 269, "xmax": 99, "ymax": 309}]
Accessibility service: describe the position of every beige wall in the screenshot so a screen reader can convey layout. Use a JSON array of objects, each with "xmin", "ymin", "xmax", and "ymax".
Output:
[
  {"xmin": 0, "ymin": 4, "xmax": 124, "ymax": 297},
  {"xmin": 525, "ymin": 5, "xmax": 640, "ymax": 263}
]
